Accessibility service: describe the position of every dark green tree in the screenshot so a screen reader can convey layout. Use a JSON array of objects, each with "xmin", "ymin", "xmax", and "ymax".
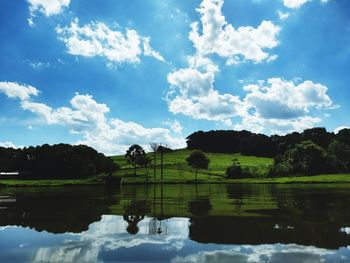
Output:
[
  {"xmin": 273, "ymin": 140, "xmax": 332, "ymax": 176},
  {"xmin": 335, "ymin": 128, "xmax": 350, "ymax": 145},
  {"xmin": 186, "ymin": 150, "xmax": 210, "ymax": 181},
  {"xmin": 125, "ymin": 144, "xmax": 146, "ymax": 176},
  {"xmin": 225, "ymin": 159, "xmax": 243, "ymax": 179},
  {"xmin": 328, "ymin": 140, "xmax": 350, "ymax": 171}
]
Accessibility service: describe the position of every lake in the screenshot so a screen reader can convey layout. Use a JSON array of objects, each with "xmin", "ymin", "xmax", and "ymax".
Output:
[{"xmin": 0, "ymin": 184, "xmax": 350, "ymax": 262}]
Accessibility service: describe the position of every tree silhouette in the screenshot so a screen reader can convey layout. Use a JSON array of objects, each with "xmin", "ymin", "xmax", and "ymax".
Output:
[
  {"xmin": 186, "ymin": 150, "xmax": 210, "ymax": 181},
  {"xmin": 125, "ymin": 144, "xmax": 146, "ymax": 176},
  {"xmin": 0, "ymin": 144, "xmax": 115, "ymax": 179}
]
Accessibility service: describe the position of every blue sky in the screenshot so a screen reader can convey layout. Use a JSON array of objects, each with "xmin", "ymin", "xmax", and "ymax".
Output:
[{"xmin": 0, "ymin": 0, "xmax": 349, "ymax": 154}]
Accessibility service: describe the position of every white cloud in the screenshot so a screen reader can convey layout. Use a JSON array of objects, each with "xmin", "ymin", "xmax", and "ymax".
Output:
[
  {"xmin": 27, "ymin": 0, "xmax": 70, "ymax": 17},
  {"xmin": 171, "ymin": 244, "xmax": 350, "ymax": 263},
  {"xmin": 243, "ymin": 78, "xmax": 333, "ymax": 119},
  {"xmin": 0, "ymin": 81, "xmax": 39, "ymax": 101},
  {"xmin": 284, "ymin": 0, "xmax": 310, "ymax": 9},
  {"xmin": 32, "ymin": 216, "xmax": 189, "ymax": 263},
  {"xmin": 0, "ymin": 141, "xmax": 22, "ymax": 149},
  {"xmin": 29, "ymin": 61, "xmax": 50, "ymax": 70},
  {"xmin": 284, "ymin": 0, "xmax": 331, "ymax": 9},
  {"xmin": 235, "ymin": 115, "xmax": 322, "ymax": 135},
  {"xmin": 334, "ymin": 126, "xmax": 350, "ymax": 134},
  {"xmin": 168, "ymin": 91, "xmax": 244, "ymax": 122},
  {"xmin": 235, "ymin": 78, "xmax": 333, "ymax": 134},
  {"xmin": 56, "ymin": 18, "xmax": 165, "ymax": 64},
  {"xmin": 163, "ymin": 120, "xmax": 183, "ymax": 134},
  {"xmin": 165, "ymin": 0, "xmax": 292, "ymax": 131},
  {"xmin": 189, "ymin": 0, "xmax": 280, "ymax": 63},
  {"xmin": 167, "ymin": 56, "xmax": 245, "ymax": 123},
  {"xmin": 277, "ymin": 10, "xmax": 290, "ymax": 21},
  {"xmin": 2, "ymin": 82, "xmax": 185, "ymax": 155},
  {"xmin": 27, "ymin": 18, "xmax": 34, "ymax": 26},
  {"xmin": 167, "ymin": 62, "xmax": 334, "ymax": 134},
  {"xmin": 142, "ymin": 37, "xmax": 165, "ymax": 62}
]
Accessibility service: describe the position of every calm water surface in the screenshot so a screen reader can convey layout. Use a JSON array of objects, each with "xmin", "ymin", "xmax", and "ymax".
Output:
[{"xmin": 0, "ymin": 184, "xmax": 350, "ymax": 262}]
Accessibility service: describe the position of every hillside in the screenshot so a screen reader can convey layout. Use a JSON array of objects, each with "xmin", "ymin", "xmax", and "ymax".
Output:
[{"xmin": 112, "ymin": 148, "xmax": 273, "ymax": 183}]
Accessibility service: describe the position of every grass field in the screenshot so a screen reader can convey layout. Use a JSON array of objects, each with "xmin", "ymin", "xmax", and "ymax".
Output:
[
  {"xmin": 112, "ymin": 148, "xmax": 272, "ymax": 183},
  {"xmin": 111, "ymin": 149, "xmax": 350, "ymax": 184}
]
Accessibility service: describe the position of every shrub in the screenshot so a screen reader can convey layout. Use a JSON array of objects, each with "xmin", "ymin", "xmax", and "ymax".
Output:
[{"xmin": 225, "ymin": 159, "xmax": 243, "ymax": 179}]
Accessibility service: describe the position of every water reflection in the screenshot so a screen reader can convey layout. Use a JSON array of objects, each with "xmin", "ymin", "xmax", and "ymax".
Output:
[
  {"xmin": 0, "ymin": 184, "xmax": 350, "ymax": 262},
  {"xmin": 1, "ymin": 216, "xmax": 350, "ymax": 263}
]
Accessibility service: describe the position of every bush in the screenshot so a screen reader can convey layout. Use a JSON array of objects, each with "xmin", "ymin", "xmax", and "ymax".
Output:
[{"xmin": 225, "ymin": 159, "xmax": 243, "ymax": 179}]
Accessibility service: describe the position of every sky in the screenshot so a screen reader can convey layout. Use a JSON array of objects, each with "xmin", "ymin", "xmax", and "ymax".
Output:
[{"xmin": 0, "ymin": 0, "xmax": 349, "ymax": 155}]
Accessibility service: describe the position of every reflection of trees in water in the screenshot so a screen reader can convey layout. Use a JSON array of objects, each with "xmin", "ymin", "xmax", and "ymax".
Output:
[
  {"xmin": 274, "ymin": 187, "xmax": 350, "ymax": 225},
  {"xmin": 187, "ymin": 184, "xmax": 212, "ymax": 217},
  {"xmin": 123, "ymin": 214, "xmax": 145, "ymax": 234},
  {"xmin": 122, "ymin": 184, "xmax": 172, "ymax": 235},
  {"xmin": 225, "ymin": 185, "xmax": 251, "ymax": 215},
  {"xmin": 188, "ymin": 197, "xmax": 212, "ymax": 217},
  {"xmin": 149, "ymin": 184, "xmax": 170, "ymax": 235},
  {"xmin": 122, "ymin": 200, "xmax": 150, "ymax": 234},
  {"xmin": 0, "ymin": 187, "xmax": 120, "ymax": 234}
]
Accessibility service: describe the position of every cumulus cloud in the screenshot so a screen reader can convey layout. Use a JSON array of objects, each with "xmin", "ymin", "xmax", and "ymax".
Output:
[
  {"xmin": 235, "ymin": 78, "xmax": 333, "ymax": 134},
  {"xmin": 27, "ymin": 0, "xmax": 70, "ymax": 17},
  {"xmin": 167, "ymin": 56, "xmax": 245, "ymax": 123},
  {"xmin": 0, "ymin": 81, "xmax": 39, "ymax": 101},
  {"xmin": 189, "ymin": 0, "xmax": 280, "ymax": 63},
  {"xmin": 166, "ymin": 0, "xmax": 302, "ymax": 132},
  {"xmin": 284, "ymin": 0, "xmax": 331, "ymax": 9},
  {"xmin": 21, "ymin": 94, "xmax": 185, "ymax": 154},
  {"xmin": 2, "ymin": 82, "xmax": 184, "ymax": 155},
  {"xmin": 166, "ymin": 33, "xmax": 334, "ymax": 134},
  {"xmin": 27, "ymin": 0, "xmax": 70, "ymax": 25},
  {"xmin": 56, "ymin": 18, "xmax": 165, "ymax": 64},
  {"xmin": 168, "ymin": 90, "xmax": 244, "ymax": 122},
  {"xmin": 167, "ymin": 61, "xmax": 334, "ymax": 134},
  {"xmin": 243, "ymin": 78, "xmax": 333, "ymax": 119},
  {"xmin": 0, "ymin": 141, "xmax": 22, "ymax": 149}
]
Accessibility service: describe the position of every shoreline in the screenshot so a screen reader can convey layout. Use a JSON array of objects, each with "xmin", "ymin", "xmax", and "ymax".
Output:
[{"xmin": 0, "ymin": 174, "xmax": 350, "ymax": 187}]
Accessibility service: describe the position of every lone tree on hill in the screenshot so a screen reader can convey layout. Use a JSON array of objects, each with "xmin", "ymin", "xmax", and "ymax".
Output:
[
  {"xmin": 125, "ymin": 144, "xmax": 146, "ymax": 176},
  {"xmin": 186, "ymin": 150, "xmax": 210, "ymax": 181}
]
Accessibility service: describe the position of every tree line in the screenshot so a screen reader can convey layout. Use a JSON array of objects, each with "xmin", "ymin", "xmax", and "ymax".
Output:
[
  {"xmin": 187, "ymin": 127, "xmax": 350, "ymax": 177},
  {"xmin": 187, "ymin": 127, "xmax": 345, "ymax": 157},
  {"xmin": 0, "ymin": 144, "xmax": 117, "ymax": 179}
]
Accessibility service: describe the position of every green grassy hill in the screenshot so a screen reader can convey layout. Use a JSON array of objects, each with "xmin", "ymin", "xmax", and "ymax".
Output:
[{"xmin": 112, "ymin": 148, "xmax": 274, "ymax": 183}]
